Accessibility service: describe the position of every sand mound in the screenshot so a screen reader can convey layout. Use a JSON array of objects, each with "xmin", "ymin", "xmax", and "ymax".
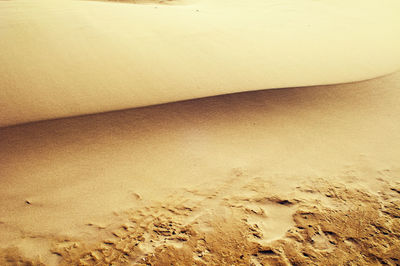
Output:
[{"xmin": 1, "ymin": 0, "xmax": 400, "ymax": 126}]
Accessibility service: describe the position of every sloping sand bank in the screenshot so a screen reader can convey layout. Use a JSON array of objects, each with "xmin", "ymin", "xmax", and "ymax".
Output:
[
  {"xmin": 1, "ymin": 0, "xmax": 400, "ymax": 127},
  {"xmin": 1, "ymin": 71, "xmax": 400, "ymax": 264}
]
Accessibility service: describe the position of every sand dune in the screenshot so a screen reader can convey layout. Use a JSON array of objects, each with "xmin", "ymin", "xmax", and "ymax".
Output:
[
  {"xmin": 1, "ymin": 0, "xmax": 400, "ymax": 265},
  {"xmin": 1, "ymin": 71, "xmax": 400, "ymax": 264},
  {"xmin": 1, "ymin": 0, "xmax": 400, "ymax": 126}
]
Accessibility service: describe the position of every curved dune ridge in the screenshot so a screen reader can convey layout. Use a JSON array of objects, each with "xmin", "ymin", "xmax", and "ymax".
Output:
[
  {"xmin": 1, "ymin": 1, "xmax": 400, "ymax": 265},
  {"xmin": 1, "ymin": 0, "xmax": 400, "ymax": 127},
  {"xmin": 1, "ymin": 71, "xmax": 400, "ymax": 265}
]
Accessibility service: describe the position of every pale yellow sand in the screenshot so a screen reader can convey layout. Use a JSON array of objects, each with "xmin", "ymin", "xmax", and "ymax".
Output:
[
  {"xmin": 1, "ymin": 72, "xmax": 400, "ymax": 264},
  {"xmin": 1, "ymin": 0, "xmax": 400, "ymax": 127},
  {"xmin": 1, "ymin": 0, "xmax": 400, "ymax": 264}
]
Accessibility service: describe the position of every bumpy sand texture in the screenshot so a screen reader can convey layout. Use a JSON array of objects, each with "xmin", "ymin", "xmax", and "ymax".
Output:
[
  {"xmin": 44, "ymin": 177, "xmax": 400, "ymax": 265},
  {"xmin": 2, "ymin": 170, "xmax": 400, "ymax": 265}
]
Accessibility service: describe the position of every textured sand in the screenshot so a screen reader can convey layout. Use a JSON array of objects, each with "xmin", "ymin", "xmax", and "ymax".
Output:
[
  {"xmin": 1, "ymin": 0, "xmax": 400, "ymax": 265},
  {"xmin": 1, "ymin": 72, "xmax": 400, "ymax": 265}
]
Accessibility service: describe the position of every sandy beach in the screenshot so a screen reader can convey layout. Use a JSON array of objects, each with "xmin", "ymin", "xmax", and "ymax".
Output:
[{"xmin": 1, "ymin": 0, "xmax": 400, "ymax": 265}]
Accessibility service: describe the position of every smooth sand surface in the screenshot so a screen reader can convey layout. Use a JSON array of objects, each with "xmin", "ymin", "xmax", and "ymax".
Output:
[
  {"xmin": 1, "ymin": 0, "xmax": 400, "ymax": 127},
  {"xmin": 1, "ymin": 72, "xmax": 400, "ymax": 264}
]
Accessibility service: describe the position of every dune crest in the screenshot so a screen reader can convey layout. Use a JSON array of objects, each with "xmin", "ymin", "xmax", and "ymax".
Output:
[
  {"xmin": 1, "ymin": 71, "xmax": 400, "ymax": 264},
  {"xmin": 90, "ymin": 0, "xmax": 182, "ymax": 4},
  {"xmin": 1, "ymin": 0, "xmax": 400, "ymax": 127}
]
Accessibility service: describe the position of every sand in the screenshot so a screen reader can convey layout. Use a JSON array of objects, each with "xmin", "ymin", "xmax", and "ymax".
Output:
[
  {"xmin": 1, "ymin": 71, "xmax": 400, "ymax": 264},
  {"xmin": 1, "ymin": 0, "xmax": 400, "ymax": 265},
  {"xmin": 1, "ymin": 0, "xmax": 400, "ymax": 127}
]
